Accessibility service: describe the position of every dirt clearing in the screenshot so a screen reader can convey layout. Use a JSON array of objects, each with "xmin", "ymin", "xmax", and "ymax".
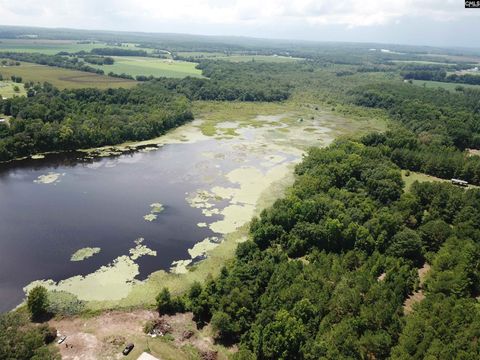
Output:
[{"xmin": 49, "ymin": 310, "xmax": 232, "ymax": 360}]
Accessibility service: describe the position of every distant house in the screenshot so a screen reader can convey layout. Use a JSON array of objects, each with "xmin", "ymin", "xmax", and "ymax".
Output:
[{"xmin": 451, "ymin": 178, "xmax": 468, "ymax": 187}]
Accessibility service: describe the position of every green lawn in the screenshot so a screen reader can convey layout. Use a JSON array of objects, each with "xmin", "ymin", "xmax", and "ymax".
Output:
[
  {"xmin": 0, "ymin": 61, "xmax": 138, "ymax": 89},
  {"xmin": 90, "ymin": 57, "xmax": 203, "ymax": 78},
  {"xmin": 401, "ymin": 170, "xmax": 479, "ymax": 191},
  {"xmin": 0, "ymin": 80, "xmax": 26, "ymax": 98},
  {"xmin": 411, "ymin": 79, "xmax": 480, "ymax": 91},
  {"xmin": 401, "ymin": 170, "xmax": 448, "ymax": 191}
]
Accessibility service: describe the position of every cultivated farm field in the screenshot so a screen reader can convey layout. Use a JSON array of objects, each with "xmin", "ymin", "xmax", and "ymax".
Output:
[
  {"xmin": 177, "ymin": 51, "xmax": 302, "ymax": 62},
  {"xmin": 0, "ymin": 61, "xmax": 138, "ymax": 89},
  {"xmin": 0, "ymin": 39, "xmax": 155, "ymax": 55},
  {"xmin": 90, "ymin": 56, "xmax": 203, "ymax": 78}
]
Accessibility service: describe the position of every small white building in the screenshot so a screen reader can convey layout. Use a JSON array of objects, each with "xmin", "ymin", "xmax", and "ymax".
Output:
[
  {"xmin": 137, "ymin": 353, "xmax": 161, "ymax": 360},
  {"xmin": 451, "ymin": 178, "xmax": 468, "ymax": 187}
]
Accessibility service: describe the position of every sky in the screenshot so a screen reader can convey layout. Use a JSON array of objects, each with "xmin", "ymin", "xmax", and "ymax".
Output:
[{"xmin": 0, "ymin": 0, "xmax": 479, "ymax": 47}]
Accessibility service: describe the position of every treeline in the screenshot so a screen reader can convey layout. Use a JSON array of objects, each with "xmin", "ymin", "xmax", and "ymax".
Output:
[
  {"xmin": 160, "ymin": 139, "xmax": 480, "ymax": 359},
  {"xmin": 352, "ymin": 82, "xmax": 480, "ymax": 149},
  {"xmin": 362, "ymin": 130, "xmax": 480, "ymax": 185},
  {"xmin": 90, "ymin": 47, "xmax": 147, "ymax": 56},
  {"xmin": 402, "ymin": 69, "xmax": 480, "ymax": 85},
  {"xmin": 154, "ymin": 60, "xmax": 294, "ymax": 101},
  {"xmin": 352, "ymin": 83, "xmax": 480, "ymax": 184},
  {"xmin": 0, "ymin": 58, "xmax": 20, "ymax": 66},
  {"xmin": 82, "ymin": 55, "xmax": 114, "ymax": 65},
  {"xmin": 0, "ymin": 52, "xmax": 105, "ymax": 75},
  {"xmin": 0, "ymin": 82, "xmax": 193, "ymax": 161}
]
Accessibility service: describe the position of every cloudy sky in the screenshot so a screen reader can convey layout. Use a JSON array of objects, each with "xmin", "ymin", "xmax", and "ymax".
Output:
[{"xmin": 0, "ymin": 0, "xmax": 479, "ymax": 47}]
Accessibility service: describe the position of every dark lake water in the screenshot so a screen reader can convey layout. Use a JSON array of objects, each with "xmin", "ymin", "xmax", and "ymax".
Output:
[{"xmin": 0, "ymin": 139, "xmax": 248, "ymax": 312}]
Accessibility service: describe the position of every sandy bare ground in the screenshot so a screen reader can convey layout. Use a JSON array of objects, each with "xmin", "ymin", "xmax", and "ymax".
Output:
[
  {"xmin": 49, "ymin": 310, "xmax": 230, "ymax": 360},
  {"xmin": 467, "ymin": 148, "xmax": 480, "ymax": 157},
  {"xmin": 50, "ymin": 310, "xmax": 156, "ymax": 360},
  {"xmin": 403, "ymin": 263, "xmax": 431, "ymax": 315}
]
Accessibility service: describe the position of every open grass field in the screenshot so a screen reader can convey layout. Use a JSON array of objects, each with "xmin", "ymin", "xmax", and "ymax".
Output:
[
  {"xmin": 0, "ymin": 61, "xmax": 138, "ymax": 89},
  {"xmin": 0, "ymin": 80, "xmax": 27, "ymax": 98},
  {"xmin": 90, "ymin": 56, "xmax": 203, "ymax": 78},
  {"xmin": 401, "ymin": 170, "xmax": 479, "ymax": 191},
  {"xmin": 401, "ymin": 170, "xmax": 448, "ymax": 191},
  {"xmin": 177, "ymin": 52, "xmax": 302, "ymax": 62},
  {"xmin": 0, "ymin": 39, "xmax": 155, "ymax": 55},
  {"xmin": 411, "ymin": 79, "xmax": 480, "ymax": 91},
  {"xmin": 391, "ymin": 60, "xmax": 452, "ymax": 65}
]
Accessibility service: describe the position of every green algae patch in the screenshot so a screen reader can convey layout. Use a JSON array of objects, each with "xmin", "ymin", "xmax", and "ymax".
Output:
[
  {"xmin": 144, "ymin": 202, "xmax": 164, "ymax": 221},
  {"xmin": 31, "ymin": 154, "xmax": 45, "ymax": 160},
  {"xmin": 188, "ymin": 236, "xmax": 221, "ymax": 259},
  {"xmin": 150, "ymin": 203, "xmax": 164, "ymax": 213},
  {"xmin": 144, "ymin": 214, "xmax": 157, "ymax": 222},
  {"xmin": 70, "ymin": 247, "xmax": 101, "ymax": 261},
  {"xmin": 25, "ymin": 255, "xmax": 140, "ymax": 301},
  {"xmin": 33, "ymin": 172, "xmax": 65, "ymax": 184},
  {"xmin": 24, "ymin": 238, "xmax": 157, "ymax": 302},
  {"xmin": 130, "ymin": 244, "xmax": 157, "ymax": 260}
]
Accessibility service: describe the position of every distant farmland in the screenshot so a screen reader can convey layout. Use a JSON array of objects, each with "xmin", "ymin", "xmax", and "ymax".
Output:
[
  {"xmin": 177, "ymin": 52, "xmax": 302, "ymax": 63},
  {"xmin": 0, "ymin": 39, "xmax": 154, "ymax": 55},
  {"xmin": 411, "ymin": 79, "xmax": 480, "ymax": 91},
  {"xmin": 90, "ymin": 56, "xmax": 203, "ymax": 78},
  {"xmin": 0, "ymin": 62, "xmax": 138, "ymax": 89}
]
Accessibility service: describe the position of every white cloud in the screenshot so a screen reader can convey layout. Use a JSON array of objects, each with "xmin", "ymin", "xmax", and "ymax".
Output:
[
  {"xmin": 0, "ymin": 0, "xmax": 474, "ymax": 28},
  {"xmin": 0, "ymin": 0, "xmax": 477, "ymax": 45}
]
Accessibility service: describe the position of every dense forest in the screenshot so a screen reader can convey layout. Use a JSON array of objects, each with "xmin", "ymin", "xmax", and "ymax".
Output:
[
  {"xmin": 162, "ymin": 138, "xmax": 480, "ymax": 359},
  {"xmin": 0, "ymin": 310, "xmax": 59, "ymax": 360},
  {"xmin": 351, "ymin": 83, "xmax": 480, "ymax": 184},
  {"xmin": 90, "ymin": 47, "xmax": 147, "ymax": 56},
  {"xmin": 0, "ymin": 82, "xmax": 192, "ymax": 161},
  {"xmin": 402, "ymin": 68, "xmax": 480, "ymax": 85}
]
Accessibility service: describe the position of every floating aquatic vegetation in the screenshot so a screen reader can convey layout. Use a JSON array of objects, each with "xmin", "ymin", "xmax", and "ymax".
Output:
[
  {"xmin": 170, "ymin": 259, "xmax": 192, "ymax": 274},
  {"xmin": 25, "ymin": 256, "xmax": 139, "ymax": 301},
  {"xmin": 70, "ymin": 247, "xmax": 101, "ymax": 261},
  {"xmin": 150, "ymin": 203, "xmax": 164, "ymax": 213},
  {"xmin": 260, "ymin": 154, "xmax": 286, "ymax": 168},
  {"xmin": 197, "ymin": 222, "xmax": 207, "ymax": 228},
  {"xmin": 33, "ymin": 172, "xmax": 65, "ymax": 184},
  {"xmin": 24, "ymin": 239, "xmax": 157, "ymax": 301},
  {"xmin": 144, "ymin": 214, "xmax": 157, "ymax": 222},
  {"xmin": 138, "ymin": 146, "xmax": 158, "ymax": 153},
  {"xmin": 31, "ymin": 154, "xmax": 45, "ymax": 160},
  {"xmin": 143, "ymin": 202, "xmax": 164, "ymax": 221},
  {"xmin": 129, "ymin": 244, "xmax": 157, "ymax": 260},
  {"xmin": 188, "ymin": 237, "xmax": 221, "ymax": 258}
]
